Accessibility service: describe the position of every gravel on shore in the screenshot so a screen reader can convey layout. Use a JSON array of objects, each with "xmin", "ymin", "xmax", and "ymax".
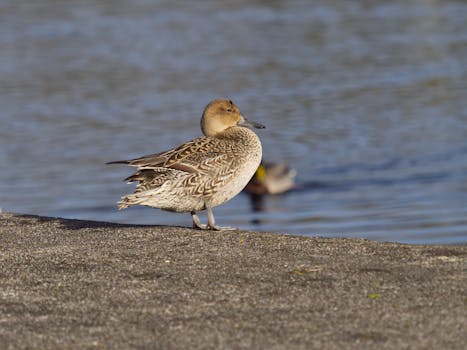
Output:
[{"xmin": 0, "ymin": 212, "xmax": 465, "ymax": 349}]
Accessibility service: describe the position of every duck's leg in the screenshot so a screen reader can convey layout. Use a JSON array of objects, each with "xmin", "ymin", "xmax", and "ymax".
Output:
[
  {"xmin": 191, "ymin": 211, "xmax": 207, "ymax": 230},
  {"xmin": 206, "ymin": 206, "xmax": 237, "ymax": 231}
]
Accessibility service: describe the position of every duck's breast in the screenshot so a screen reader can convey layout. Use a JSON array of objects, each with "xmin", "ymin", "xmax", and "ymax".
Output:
[{"xmin": 206, "ymin": 128, "xmax": 262, "ymax": 207}]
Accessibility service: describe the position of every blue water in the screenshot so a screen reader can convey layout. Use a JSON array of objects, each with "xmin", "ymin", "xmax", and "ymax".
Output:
[{"xmin": 1, "ymin": 0, "xmax": 466, "ymax": 244}]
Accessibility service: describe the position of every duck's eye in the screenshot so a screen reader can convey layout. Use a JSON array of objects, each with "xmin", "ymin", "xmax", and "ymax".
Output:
[{"xmin": 226, "ymin": 108, "xmax": 233, "ymax": 113}]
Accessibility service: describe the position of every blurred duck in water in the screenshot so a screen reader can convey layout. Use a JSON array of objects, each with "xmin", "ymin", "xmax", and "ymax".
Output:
[{"xmin": 245, "ymin": 162, "xmax": 296, "ymax": 195}]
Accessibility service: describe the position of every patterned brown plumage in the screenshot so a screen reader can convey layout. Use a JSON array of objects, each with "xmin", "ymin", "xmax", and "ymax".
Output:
[{"xmin": 108, "ymin": 99, "xmax": 265, "ymax": 230}]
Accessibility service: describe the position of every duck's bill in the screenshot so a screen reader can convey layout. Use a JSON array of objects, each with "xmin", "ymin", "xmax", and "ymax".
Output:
[{"xmin": 238, "ymin": 117, "xmax": 266, "ymax": 129}]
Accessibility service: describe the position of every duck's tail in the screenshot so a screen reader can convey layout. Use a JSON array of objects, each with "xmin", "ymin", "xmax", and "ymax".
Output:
[
  {"xmin": 106, "ymin": 160, "xmax": 130, "ymax": 165},
  {"xmin": 117, "ymin": 194, "xmax": 141, "ymax": 210}
]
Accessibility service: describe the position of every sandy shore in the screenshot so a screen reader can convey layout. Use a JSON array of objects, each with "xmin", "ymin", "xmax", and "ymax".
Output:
[{"xmin": 0, "ymin": 212, "xmax": 465, "ymax": 349}]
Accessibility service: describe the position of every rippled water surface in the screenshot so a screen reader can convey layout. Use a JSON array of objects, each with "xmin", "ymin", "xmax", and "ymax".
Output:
[{"xmin": 1, "ymin": 0, "xmax": 466, "ymax": 244}]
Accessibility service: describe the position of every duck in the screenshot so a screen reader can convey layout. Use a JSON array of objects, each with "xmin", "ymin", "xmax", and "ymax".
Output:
[
  {"xmin": 107, "ymin": 99, "xmax": 265, "ymax": 230},
  {"xmin": 245, "ymin": 162, "xmax": 297, "ymax": 195}
]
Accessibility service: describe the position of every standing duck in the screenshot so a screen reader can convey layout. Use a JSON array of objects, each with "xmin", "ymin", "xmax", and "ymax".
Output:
[{"xmin": 108, "ymin": 99, "xmax": 265, "ymax": 230}]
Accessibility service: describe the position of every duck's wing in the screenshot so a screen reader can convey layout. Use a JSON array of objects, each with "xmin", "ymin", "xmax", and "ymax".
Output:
[{"xmin": 108, "ymin": 136, "xmax": 226, "ymax": 174}]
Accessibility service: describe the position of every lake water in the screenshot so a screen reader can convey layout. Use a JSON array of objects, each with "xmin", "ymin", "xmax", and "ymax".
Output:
[{"xmin": 1, "ymin": 0, "xmax": 466, "ymax": 244}]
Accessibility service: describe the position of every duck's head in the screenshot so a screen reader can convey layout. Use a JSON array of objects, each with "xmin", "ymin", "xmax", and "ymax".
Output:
[{"xmin": 201, "ymin": 99, "xmax": 265, "ymax": 136}]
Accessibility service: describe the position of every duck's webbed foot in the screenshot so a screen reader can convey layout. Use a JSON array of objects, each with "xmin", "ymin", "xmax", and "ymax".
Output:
[
  {"xmin": 190, "ymin": 208, "xmax": 237, "ymax": 231},
  {"xmin": 206, "ymin": 206, "xmax": 237, "ymax": 231}
]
